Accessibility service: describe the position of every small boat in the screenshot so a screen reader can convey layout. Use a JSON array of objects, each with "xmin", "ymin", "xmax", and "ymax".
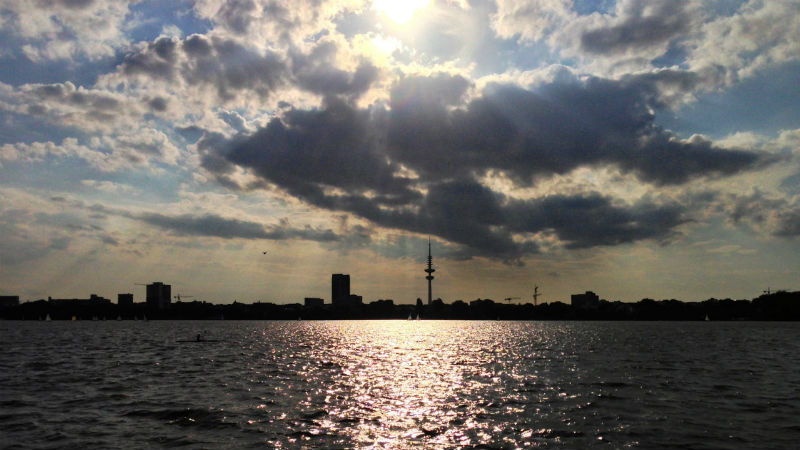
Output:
[{"xmin": 177, "ymin": 333, "xmax": 221, "ymax": 343}]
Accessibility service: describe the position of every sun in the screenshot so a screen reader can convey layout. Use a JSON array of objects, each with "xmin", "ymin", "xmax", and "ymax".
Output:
[{"xmin": 374, "ymin": 0, "xmax": 431, "ymax": 24}]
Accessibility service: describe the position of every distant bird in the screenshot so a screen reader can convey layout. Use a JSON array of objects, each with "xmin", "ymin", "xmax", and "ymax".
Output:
[{"xmin": 262, "ymin": 251, "xmax": 268, "ymax": 254}]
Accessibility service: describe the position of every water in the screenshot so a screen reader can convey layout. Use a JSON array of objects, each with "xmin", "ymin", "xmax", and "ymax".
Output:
[{"xmin": 1, "ymin": 320, "xmax": 799, "ymax": 449}]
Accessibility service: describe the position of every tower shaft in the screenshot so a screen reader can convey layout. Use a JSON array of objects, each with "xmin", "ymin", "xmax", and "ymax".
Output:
[{"xmin": 424, "ymin": 239, "xmax": 435, "ymax": 305}]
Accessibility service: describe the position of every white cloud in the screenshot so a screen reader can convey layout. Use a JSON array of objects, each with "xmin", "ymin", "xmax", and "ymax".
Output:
[
  {"xmin": 192, "ymin": 0, "xmax": 366, "ymax": 47},
  {"xmin": 491, "ymin": 0, "xmax": 574, "ymax": 43},
  {"xmin": 0, "ymin": 129, "xmax": 182, "ymax": 172},
  {"xmin": 8, "ymin": 81, "xmax": 145, "ymax": 132},
  {"xmin": 81, "ymin": 179, "xmax": 139, "ymax": 195},
  {"xmin": 92, "ymin": 128, "xmax": 183, "ymax": 166},
  {"xmin": 688, "ymin": 1, "xmax": 800, "ymax": 87},
  {"xmin": 0, "ymin": 0, "xmax": 135, "ymax": 61}
]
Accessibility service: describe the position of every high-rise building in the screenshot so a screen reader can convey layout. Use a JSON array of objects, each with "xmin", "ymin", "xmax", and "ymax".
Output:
[
  {"xmin": 146, "ymin": 282, "xmax": 171, "ymax": 310},
  {"xmin": 331, "ymin": 274, "xmax": 350, "ymax": 306}
]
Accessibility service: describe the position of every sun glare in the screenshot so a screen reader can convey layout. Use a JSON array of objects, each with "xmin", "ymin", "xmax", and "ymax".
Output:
[{"xmin": 374, "ymin": 0, "xmax": 430, "ymax": 24}]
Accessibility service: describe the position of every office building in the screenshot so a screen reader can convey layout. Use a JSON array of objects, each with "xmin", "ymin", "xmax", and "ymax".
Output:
[
  {"xmin": 331, "ymin": 274, "xmax": 350, "ymax": 306},
  {"xmin": 146, "ymin": 282, "xmax": 171, "ymax": 310}
]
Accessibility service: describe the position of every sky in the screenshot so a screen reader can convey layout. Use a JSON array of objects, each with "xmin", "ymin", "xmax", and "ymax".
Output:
[{"xmin": 1, "ymin": 0, "xmax": 799, "ymax": 305}]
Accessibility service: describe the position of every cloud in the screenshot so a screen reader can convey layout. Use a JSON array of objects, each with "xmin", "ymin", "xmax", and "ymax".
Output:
[
  {"xmin": 578, "ymin": 1, "xmax": 695, "ymax": 56},
  {"xmin": 493, "ymin": 1, "xmax": 800, "ymax": 87},
  {"xmin": 290, "ymin": 41, "xmax": 380, "ymax": 101},
  {"xmin": 0, "ymin": 190, "xmax": 113, "ymax": 265},
  {"xmin": 688, "ymin": 1, "xmax": 800, "ymax": 86},
  {"xmin": 506, "ymin": 193, "xmax": 687, "ymax": 249},
  {"xmin": 203, "ymin": 95, "xmax": 418, "ymax": 202},
  {"xmin": 387, "ymin": 73, "xmax": 765, "ymax": 185},
  {"xmin": 492, "ymin": 0, "xmax": 698, "ymax": 76},
  {"xmin": 9, "ymin": 81, "xmax": 144, "ymax": 132},
  {"xmin": 491, "ymin": 0, "xmax": 573, "ymax": 43},
  {"xmin": 192, "ymin": 0, "xmax": 365, "ymax": 44},
  {"xmin": 723, "ymin": 190, "xmax": 800, "ymax": 238},
  {"xmin": 81, "ymin": 179, "xmax": 139, "ymax": 195},
  {"xmin": 91, "ymin": 128, "xmax": 182, "ymax": 166},
  {"xmin": 0, "ymin": 132, "xmax": 181, "ymax": 172},
  {"xmin": 192, "ymin": 71, "xmax": 771, "ymax": 260},
  {"xmin": 0, "ymin": 0, "xmax": 133, "ymax": 61},
  {"xmin": 109, "ymin": 33, "xmax": 381, "ymax": 114},
  {"xmin": 118, "ymin": 34, "xmax": 287, "ymax": 103},
  {"xmin": 129, "ymin": 211, "xmax": 341, "ymax": 242},
  {"xmin": 0, "ymin": 213, "xmax": 72, "ymax": 265}
]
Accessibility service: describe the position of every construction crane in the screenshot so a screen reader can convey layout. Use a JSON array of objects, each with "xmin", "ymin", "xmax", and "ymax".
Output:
[
  {"xmin": 504, "ymin": 296, "xmax": 520, "ymax": 304},
  {"xmin": 532, "ymin": 285, "xmax": 541, "ymax": 306}
]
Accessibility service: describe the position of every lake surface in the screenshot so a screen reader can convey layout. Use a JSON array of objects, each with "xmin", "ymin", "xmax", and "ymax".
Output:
[{"xmin": 2, "ymin": 320, "xmax": 799, "ymax": 449}]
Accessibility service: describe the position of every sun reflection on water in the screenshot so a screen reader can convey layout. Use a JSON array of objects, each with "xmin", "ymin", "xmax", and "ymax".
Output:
[
  {"xmin": 238, "ymin": 320, "xmax": 669, "ymax": 448},
  {"xmin": 282, "ymin": 320, "xmax": 540, "ymax": 449}
]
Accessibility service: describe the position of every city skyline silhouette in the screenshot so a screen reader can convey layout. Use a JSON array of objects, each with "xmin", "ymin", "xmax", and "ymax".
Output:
[{"xmin": 1, "ymin": 1, "xmax": 798, "ymax": 307}]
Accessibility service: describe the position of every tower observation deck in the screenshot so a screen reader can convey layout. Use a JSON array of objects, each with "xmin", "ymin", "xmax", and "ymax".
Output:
[{"xmin": 425, "ymin": 239, "xmax": 435, "ymax": 305}]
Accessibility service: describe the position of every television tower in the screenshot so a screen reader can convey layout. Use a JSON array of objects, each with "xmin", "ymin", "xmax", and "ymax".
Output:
[{"xmin": 425, "ymin": 238, "xmax": 435, "ymax": 305}]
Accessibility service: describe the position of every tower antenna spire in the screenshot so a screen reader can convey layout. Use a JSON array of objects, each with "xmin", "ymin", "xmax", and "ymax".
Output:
[{"xmin": 425, "ymin": 237, "xmax": 435, "ymax": 305}]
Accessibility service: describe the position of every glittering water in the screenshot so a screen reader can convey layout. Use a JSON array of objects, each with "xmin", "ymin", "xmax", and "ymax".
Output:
[{"xmin": 2, "ymin": 320, "xmax": 799, "ymax": 449}]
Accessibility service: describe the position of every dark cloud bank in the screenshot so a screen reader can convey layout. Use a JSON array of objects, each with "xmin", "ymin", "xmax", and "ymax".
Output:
[
  {"xmin": 85, "ymin": 203, "xmax": 342, "ymax": 244},
  {"xmin": 197, "ymin": 72, "xmax": 771, "ymax": 262},
  {"xmin": 134, "ymin": 212, "xmax": 339, "ymax": 242}
]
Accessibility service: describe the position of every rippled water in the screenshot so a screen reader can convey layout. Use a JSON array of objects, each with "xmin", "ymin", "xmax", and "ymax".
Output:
[{"xmin": 2, "ymin": 320, "xmax": 799, "ymax": 449}]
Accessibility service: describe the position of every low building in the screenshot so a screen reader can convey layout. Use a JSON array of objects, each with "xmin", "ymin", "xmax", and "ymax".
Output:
[
  {"xmin": 0, "ymin": 296, "xmax": 19, "ymax": 308},
  {"xmin": 89, "ymin": 294, "xmax": 110, "ymax": 303},
  {"xmin": 304, "ymin": 297, "xmax": 324, "ymax": 307},
  {"xmin": 49, "ymin": 294, "xmax": 111, "ymax": 304},
  {"xmin": 571, "ymin": 291, "xmax": 600, "ymax": 309},
  {"xmin": 118, "ymin": 293, "xmax": 134, "ymax": 307}
]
